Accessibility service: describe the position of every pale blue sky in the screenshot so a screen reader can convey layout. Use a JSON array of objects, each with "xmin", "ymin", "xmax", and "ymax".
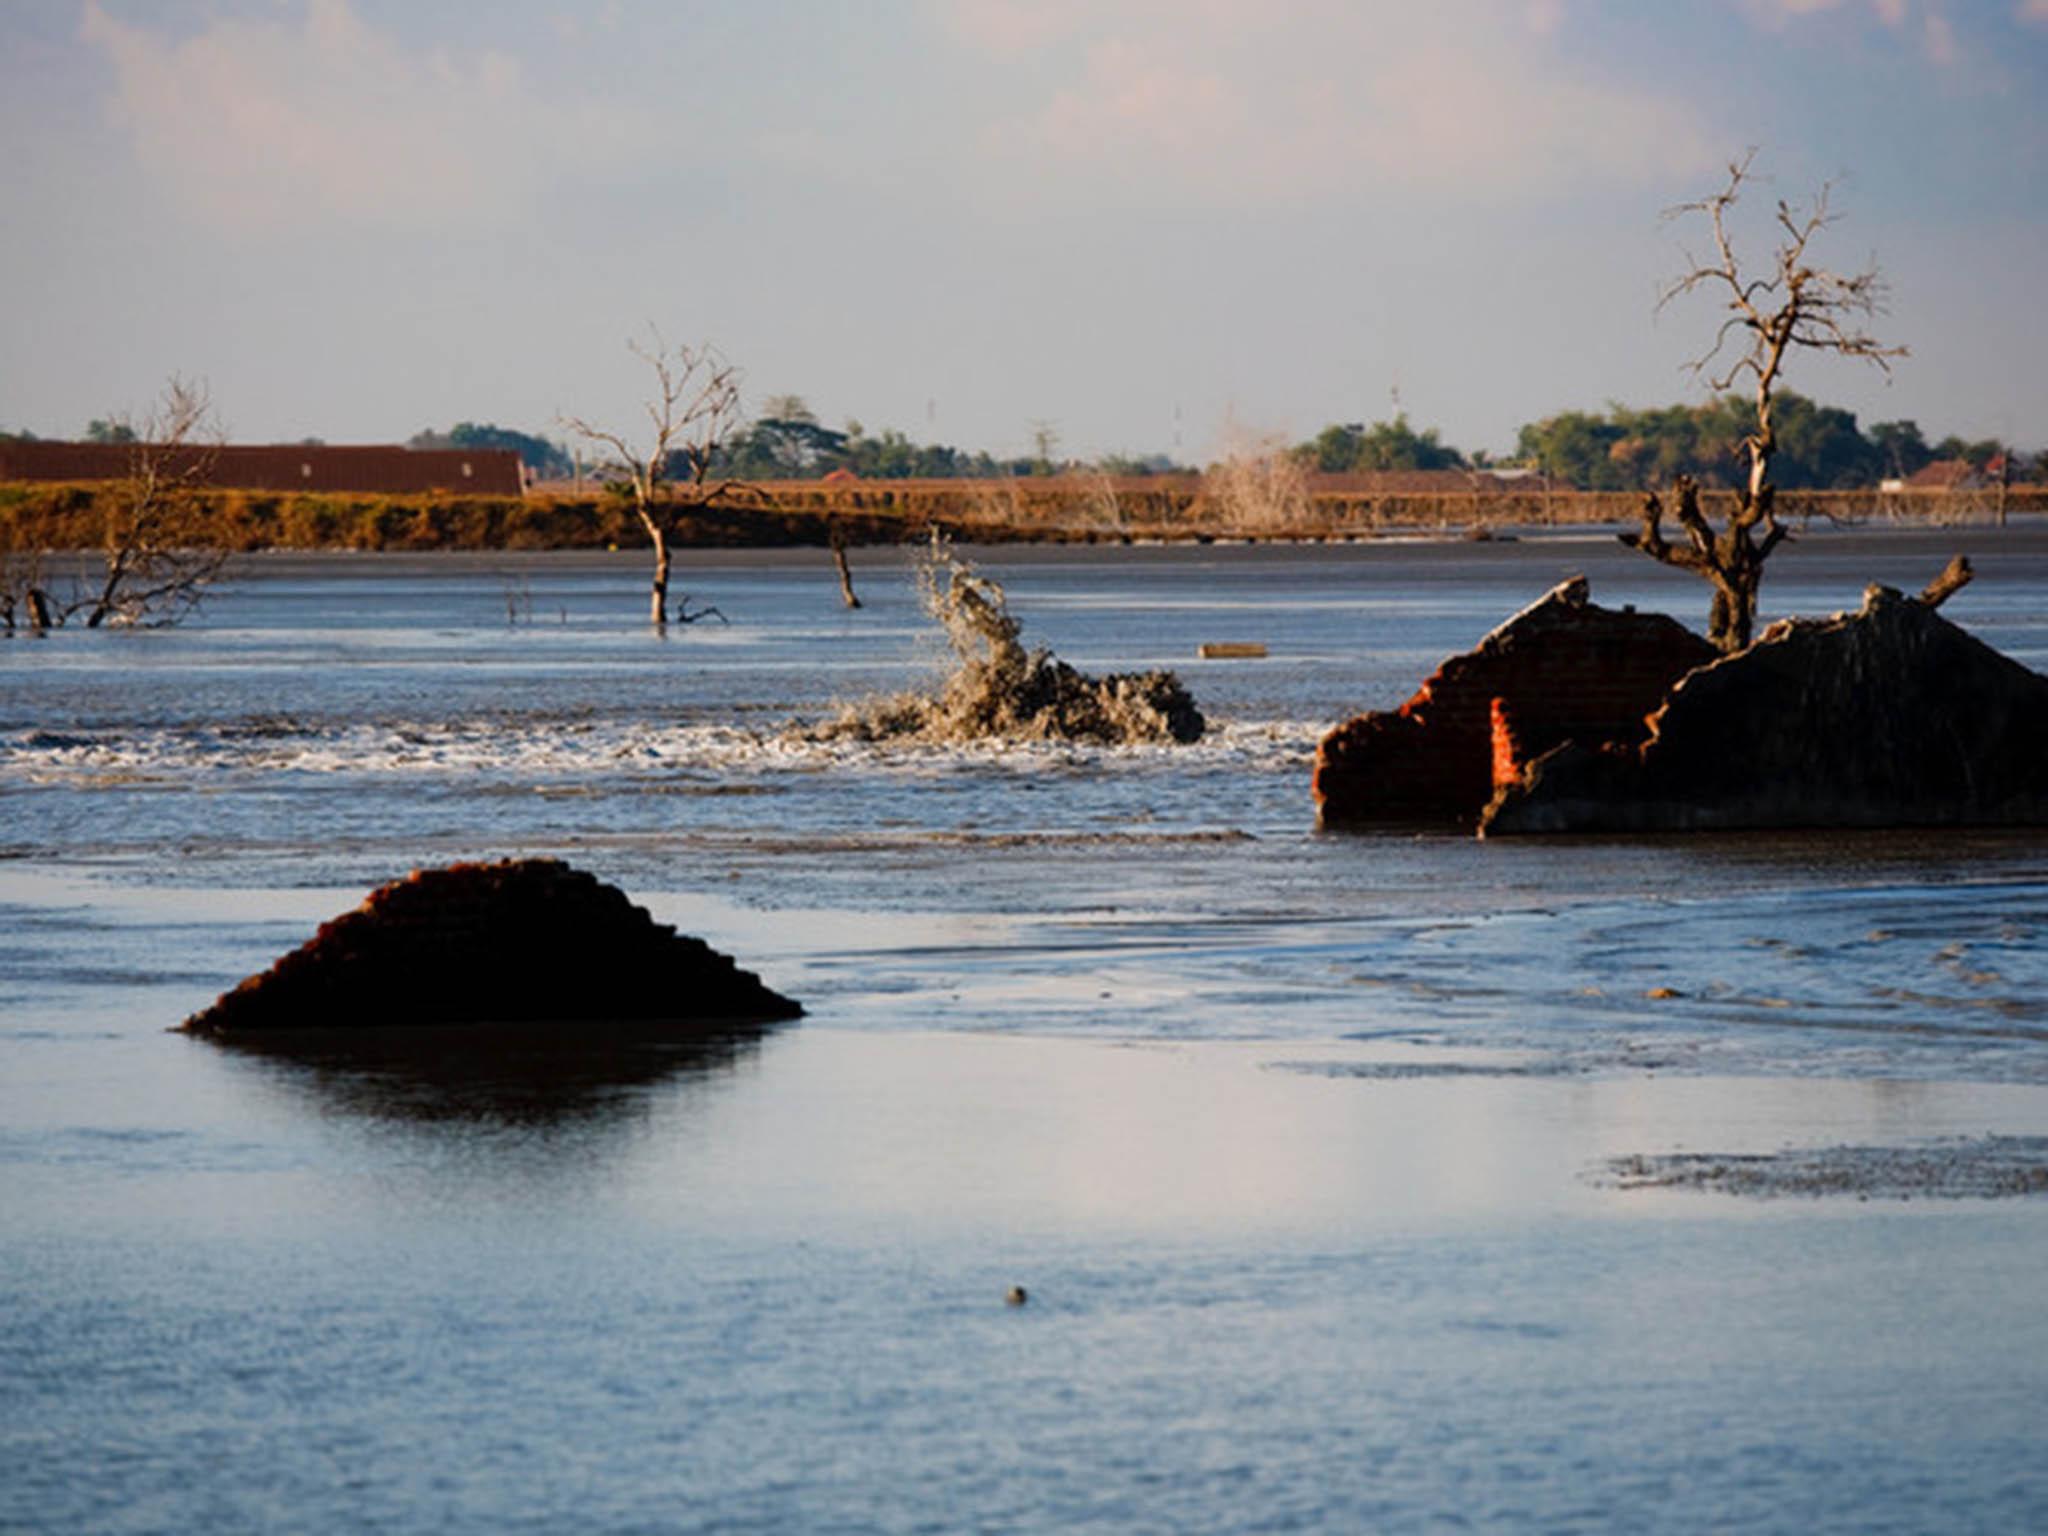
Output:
[{"xmin": 3, "ymin": 0, "xmax": 2044, "ymax": 461}]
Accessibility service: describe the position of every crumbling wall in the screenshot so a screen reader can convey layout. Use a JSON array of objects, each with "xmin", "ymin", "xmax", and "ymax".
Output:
[
  {"xmin": 1314, "ymin": 576, "xmax": 1716, "ymax": 825},
  {"xmin": 1483, "ymin": 584, "xmax": 2048, "ymax": 834}
]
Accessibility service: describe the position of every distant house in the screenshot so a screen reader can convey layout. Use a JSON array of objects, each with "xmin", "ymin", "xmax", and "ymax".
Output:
[
  {"xmin": 0, "ymin": 441, "xmax": 525, "ymax": 497},
  {"xmin": 1904, "ymin": 459, "xmax": 1994, "ymax": 493}
]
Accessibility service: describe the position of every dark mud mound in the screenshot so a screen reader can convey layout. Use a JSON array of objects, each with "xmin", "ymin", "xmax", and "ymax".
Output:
[
  {"xmin": 180, "ymin": 858, "xmax": 801, "ymax": 1037},
  {"xmin": 804, "ymin": 546, "xmax": 1204, "ymax": 746},
  {"xmin": 1486, "ymin": 583, "xmax": 2048, "ymax": 833}
]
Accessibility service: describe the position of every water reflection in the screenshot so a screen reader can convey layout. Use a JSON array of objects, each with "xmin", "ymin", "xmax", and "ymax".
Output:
[{"xmin": 201, "ymin": 1022, "xmax": 772, "ymax": 1127}]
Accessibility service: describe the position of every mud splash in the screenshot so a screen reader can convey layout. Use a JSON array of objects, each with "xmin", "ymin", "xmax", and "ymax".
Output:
[{"xmin": 800, "ymin": 540, "xmax": 1204, "ymax": 746}]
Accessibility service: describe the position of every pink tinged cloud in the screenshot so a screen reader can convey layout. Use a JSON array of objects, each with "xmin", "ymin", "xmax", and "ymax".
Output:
[
  {"xmin": 1744, "ymin": 0, "xmax": 1912, "ymax": 25},
  {"xmin": 972, "ymin": 4, "xmax": 1713, "ymax": 203},
  {"xmin": 78, "ymin": 0, "xmax": 617, "ymax": 232},
  {"xmin": 1923, "ymin": 11, "xmax": 1959, "ymax": 62}
]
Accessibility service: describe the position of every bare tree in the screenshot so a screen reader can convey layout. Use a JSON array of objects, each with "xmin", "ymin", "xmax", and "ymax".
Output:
[
  {"xmin": 826, "ymin": 516, "xmax": 862, "ymax": 609},
  {"xmin": 0, "ymin": 542, "xmax": 53, "ymax": 635},
  {"xmin": 1204, "ymin": 427, "xmax": 1312, "ymax": 537},
  {"xmin": 3, "ymin": 377, "xmax": 230, "ymax": 635},
  {"xmin": 1621, "ymin": 152, "xmax": 1906, "ymax": 652},
  {"xmin": 81, "ymin": 377, "xmax": 230, "ymax": 628},
  {"xmin": 561, "ymin": 329, "xmax": 746, "ymax": 629}
]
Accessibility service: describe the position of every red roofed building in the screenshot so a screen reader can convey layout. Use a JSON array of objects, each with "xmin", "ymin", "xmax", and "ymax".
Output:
[{"xmin": 0, "ymin": 441, "xmax": 525, "ymax": 496}]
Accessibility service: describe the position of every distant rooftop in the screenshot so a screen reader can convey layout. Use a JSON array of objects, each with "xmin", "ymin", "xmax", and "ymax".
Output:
[{"xmin": 0, "ymin": 440, "xmax": 525, "ymax": 496}]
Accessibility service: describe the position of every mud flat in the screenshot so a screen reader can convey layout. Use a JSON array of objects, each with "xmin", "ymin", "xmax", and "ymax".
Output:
[{"xmin": 1602, "ymin": 1134, "xmax": 2048, "ymax": 1199}]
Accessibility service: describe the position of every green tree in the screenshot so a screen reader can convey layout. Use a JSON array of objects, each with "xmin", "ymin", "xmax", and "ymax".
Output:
[
  {"xmin": 1515, "ymin": 409, "xmax": 1631, "ymax": 488},
  {"xmin": 1869, "ymin": 420, "xmax": 1931, "ymax": 479},
  {"xmin": 1763, "ymin": 392, "xmax": 1882, "ymax": 487},
  {"xmin": 409, "ymin": 422, "xmax": 569, "ymax": 478},
  {"xmin": 1933, "ymin": 434, "xmax": 2005, "ymax": 470},
  {"xmin": 1305, "ymin": 414, "xmax": 1465, "ymax": 473}
]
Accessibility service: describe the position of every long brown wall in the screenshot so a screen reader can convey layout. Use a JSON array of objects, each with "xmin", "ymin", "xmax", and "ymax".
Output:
[{"xmin": 0, "ymin": 441, "xmax": 523, "ymax": 497}]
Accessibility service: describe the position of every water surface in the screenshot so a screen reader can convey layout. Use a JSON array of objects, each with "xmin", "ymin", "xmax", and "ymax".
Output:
[{"xmin": 6, "ymin": 529, "xmax": 2048, "ymax": 1532}]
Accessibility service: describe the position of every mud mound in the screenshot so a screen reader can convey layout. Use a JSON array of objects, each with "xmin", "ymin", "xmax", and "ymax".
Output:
[
  {"xmin": 1486, "ymin": 583, "xmax": 2048, "ymax": 833},
  {"xmin": 180, "ymin": 858, "xmax": 801, "ymax": 1036},
  {"xmin": 803, "ymin": 544, "xmax": 1204, "ymax": 746}
]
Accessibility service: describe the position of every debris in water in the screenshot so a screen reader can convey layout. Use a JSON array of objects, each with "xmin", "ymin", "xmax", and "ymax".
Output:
[{"xmin": 800, "ymin": 537, "xmax": 1204, "ymax": 746}]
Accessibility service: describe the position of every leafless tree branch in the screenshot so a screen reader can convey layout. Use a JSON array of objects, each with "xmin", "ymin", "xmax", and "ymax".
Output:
[
  {"xmin": 560, "ymin": 327, "xmax": 746, "ymax": 628},
  {"xmin": 1624, "ymin": 155, "xmax": 1904, "ymax": 652}
]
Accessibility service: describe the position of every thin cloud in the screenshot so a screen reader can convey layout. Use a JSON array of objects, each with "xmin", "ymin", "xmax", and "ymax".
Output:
[
  {"xmin": 80, "ymin": 0, "xmax": 631, "ymax": 232},
  {"xmin": 953, "ymin": 1, "xmax": 1714, "ymax": 203},
  {"xmin": 1743, "ymin": 0, "xmax": 1916, "ymax": 25},
  {"xmin": 1923, "ymin": 10, "xmax": 1959, "ymax": 62},
  {"xmin": 1743, "ymin": 0, "xmax": 1970, "ymax": 62}
]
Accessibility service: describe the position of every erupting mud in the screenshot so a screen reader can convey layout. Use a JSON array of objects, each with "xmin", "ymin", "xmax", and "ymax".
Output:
[{"xmin": 801, "ymin": 541, "xmax": 1204, "ymax": 746}]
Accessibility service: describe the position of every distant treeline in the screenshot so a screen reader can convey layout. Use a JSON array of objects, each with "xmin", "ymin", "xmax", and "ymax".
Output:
[
  {"xmin": 402, "ymin": 393, "xmax": 2029, "ymax": 492},
  {"xmin": 1307, "ymin": 395, "xmax": 2025, "ymax": 489},
  {"xmin": 6, "ymin": 390, "xmax": 2033, "ymax": 491}
]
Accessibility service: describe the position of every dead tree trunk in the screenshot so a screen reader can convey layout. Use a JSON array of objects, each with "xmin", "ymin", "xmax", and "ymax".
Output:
[
  {"xmin": 647, "ymin": 521, "xmax": 671, "ymax": 628},
  {"xmin": 1620, "ymin": 476, "xmax": 1787, "ymax": 652},
  {"xmin": 559, "ymin": 329, "xmax": 744, "ymax": 633},
  {"xmin": 1626, "ymin": 155, "xmax": 1903, "ymax": 654},
  {"xmin": 1918, "ymin": 554, "xmax": 1973, "ymax": 609},
  {"xmin": 828, "ymin": 518, "xmax": 862, "ymax": 609}
]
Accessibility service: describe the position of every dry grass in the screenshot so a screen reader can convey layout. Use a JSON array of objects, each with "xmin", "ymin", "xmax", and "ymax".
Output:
[{"xmin": 4, "ymin": 477, "xmax": 2040, "ymax": 554}]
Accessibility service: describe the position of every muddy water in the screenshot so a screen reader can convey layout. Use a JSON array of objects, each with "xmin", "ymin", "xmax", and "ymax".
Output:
[{"xmin": 6, "ymin": 529, "xmax": 2048, "ymax": 1532}]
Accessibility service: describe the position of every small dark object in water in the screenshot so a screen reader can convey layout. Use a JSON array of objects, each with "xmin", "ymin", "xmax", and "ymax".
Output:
[
  {"xmin": 179, "ymin": 858, "xmax": 801, "ymax": 1036},
  {"xmin": 1005, "ymin": 1285, "xmax": 1029, "ymax": 1307}
]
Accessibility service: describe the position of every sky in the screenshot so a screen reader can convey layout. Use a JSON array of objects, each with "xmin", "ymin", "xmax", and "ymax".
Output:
[{"xmin": 2, "ymin": 0, "xmax": 2045, "ymax": 463}]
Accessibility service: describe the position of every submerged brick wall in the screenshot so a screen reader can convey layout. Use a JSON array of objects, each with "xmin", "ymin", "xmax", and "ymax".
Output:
[{"xmin": 1314, "ymin": 577, "xmax": 1717, "ymax": 825}]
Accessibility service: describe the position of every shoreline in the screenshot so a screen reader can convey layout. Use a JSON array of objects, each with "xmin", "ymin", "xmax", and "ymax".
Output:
[{"xmin": 6, "ymin": 475, "xmax": 2042, "ymax": 554}]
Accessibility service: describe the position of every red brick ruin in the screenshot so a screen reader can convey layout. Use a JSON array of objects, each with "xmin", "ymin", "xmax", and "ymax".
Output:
[{"xmin": 1313, "ymin": 577, "xmax": 1716, "ymax": 825}]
